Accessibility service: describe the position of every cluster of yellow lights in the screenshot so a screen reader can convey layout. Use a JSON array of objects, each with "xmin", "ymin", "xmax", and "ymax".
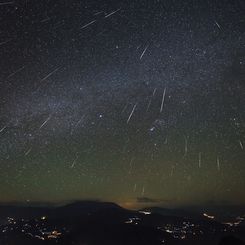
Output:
[{"xmin": 47, "ymin": 230, "xmax": 62, "ymax": 239}]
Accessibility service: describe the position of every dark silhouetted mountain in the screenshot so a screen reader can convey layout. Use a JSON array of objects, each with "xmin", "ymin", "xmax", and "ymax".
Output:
[
  {"xmin": 0, "ymin": 201, "xmax": 123, "ymax": 222},
  {"xmin": 56, "ymin": 200, "xmax": 122, "ymax": 214}
]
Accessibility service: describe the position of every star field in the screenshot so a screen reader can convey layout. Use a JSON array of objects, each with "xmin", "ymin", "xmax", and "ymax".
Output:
[{"xmin": 0, "ymin": 0, "xmax": 245, "ymax": 208}]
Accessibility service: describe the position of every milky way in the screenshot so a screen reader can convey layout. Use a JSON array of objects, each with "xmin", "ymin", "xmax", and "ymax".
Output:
[{"xmin": 0, "ymin": 0, "xmax": 245, "ymax": 208}]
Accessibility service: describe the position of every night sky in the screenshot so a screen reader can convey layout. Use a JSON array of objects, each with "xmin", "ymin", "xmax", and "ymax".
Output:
[{"xmin": 0, "ymin": 0, "xmax": 245, "ymax": 209}]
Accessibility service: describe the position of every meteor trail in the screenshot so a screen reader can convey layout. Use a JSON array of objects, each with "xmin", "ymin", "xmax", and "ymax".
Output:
[
  {"xmin": 160, "ymin": 88, "xmax": 166, "ymax": 113},
  {"xmin": 127, "ymin": 103, "xmax": 137, "ymax": 124}
]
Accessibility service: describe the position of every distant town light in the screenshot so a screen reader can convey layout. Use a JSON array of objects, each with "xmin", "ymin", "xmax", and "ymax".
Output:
[{"xmin": 203, "ymin": 213, "xmax": 215, "ymax": 219}]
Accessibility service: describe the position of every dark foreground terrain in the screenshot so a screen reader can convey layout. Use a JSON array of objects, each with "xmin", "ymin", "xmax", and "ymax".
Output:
[{"xmin": 0, "ymin": 202, "xmax": 245, "ymax": 245}]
